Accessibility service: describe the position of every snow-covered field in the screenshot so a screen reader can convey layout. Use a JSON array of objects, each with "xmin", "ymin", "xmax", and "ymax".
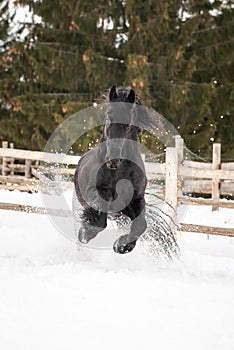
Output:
[{"xmin": 0, "ymin": 189, "xmax": 234, "ymax": 350}]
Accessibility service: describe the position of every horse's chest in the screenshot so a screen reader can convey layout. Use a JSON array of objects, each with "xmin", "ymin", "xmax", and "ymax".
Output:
[
  {"xmin": 96, "ymin": 165, "xmax": 144, "ymax": 203},
  {"xmin": 96, "ymin": 169, "xmax": 120, "ymax": 192}
]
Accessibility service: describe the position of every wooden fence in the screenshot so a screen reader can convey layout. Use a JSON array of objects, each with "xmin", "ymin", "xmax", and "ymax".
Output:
[{"xmin": 0, "ymin": 138, "xmax": 234, "ymax": 237}]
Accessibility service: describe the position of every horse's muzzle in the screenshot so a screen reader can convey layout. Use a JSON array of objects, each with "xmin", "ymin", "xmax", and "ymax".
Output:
[{"xmin": 106, "ymin": 158, "xmax": 124, "ymax": 169}]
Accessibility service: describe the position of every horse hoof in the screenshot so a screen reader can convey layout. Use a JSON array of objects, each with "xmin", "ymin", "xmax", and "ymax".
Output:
[
  {"xmin": 78, "ymin": 228, "xmax": 89, "ymax": 244},
  {"xmin": 113, "ymin": 235, "xmax": 137, "ymax": 254},
  {"xmin": 118, "ymin": 246, "xmax": 126, "ymax": 254}
]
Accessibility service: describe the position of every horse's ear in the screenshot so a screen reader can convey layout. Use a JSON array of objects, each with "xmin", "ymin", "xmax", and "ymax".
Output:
[
  {"xmin": 109, "ymin": 86, "xmax": 117, "ymax": 101},
  {"xmin": 128, "ymin": 89, "xmax": 135, "ymax": 103}
]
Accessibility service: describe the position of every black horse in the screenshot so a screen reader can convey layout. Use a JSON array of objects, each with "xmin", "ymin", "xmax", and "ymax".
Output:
[{"xmin": 74, "ymin": 86, "xmax": 147, "ymax": 254}]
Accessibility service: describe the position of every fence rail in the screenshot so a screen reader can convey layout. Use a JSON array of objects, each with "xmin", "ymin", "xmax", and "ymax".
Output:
[{"xmin": 0, "ymin": 139, "xmax": 234, "ymax": 236}]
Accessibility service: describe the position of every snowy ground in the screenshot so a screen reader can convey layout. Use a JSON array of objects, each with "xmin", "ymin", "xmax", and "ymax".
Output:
[{"xmin": 0, "ymin": 189, "xmax": 234, "ymax": 350}]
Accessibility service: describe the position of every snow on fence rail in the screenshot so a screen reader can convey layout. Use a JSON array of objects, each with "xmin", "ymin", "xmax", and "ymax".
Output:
[{"xmin": 0, "ymin": 138, "xmax": 234, "ymax": 237}]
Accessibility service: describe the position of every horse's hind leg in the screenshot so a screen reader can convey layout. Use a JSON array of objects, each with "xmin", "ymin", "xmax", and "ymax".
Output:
[
  {"xmin": 78, "ymin": 207, "xmax": 107, "ymax": 244},
  {"xmin": 113, "ymin": 198, "xmax": 147, "ymax": 254}
]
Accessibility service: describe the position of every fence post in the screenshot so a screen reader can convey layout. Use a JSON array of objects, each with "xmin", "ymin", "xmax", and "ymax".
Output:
[
  {"xmin": 2, "ymin": 141, "xmax": 8, "ymax": 176},
  {"xmin": 212, "ymin": 143, "xmax": 221, "ymax": 211},
  {"xmin": 25, "ymin": 159, "xmax": 32, "ymax": 179},
  {"xmin": 10, "ymin": 143, "xmax": 15, "ymax": 176},
  {"xmin": 165, "ymin": 147, "xmax": 178, "ymax": 231},
  {"xmin": 175, "ymin": 135, "xmax": 184, "ymax": 198},
  {"xmin": 175, "ymin": 135, "xmax": 184, "ymax": 165}
]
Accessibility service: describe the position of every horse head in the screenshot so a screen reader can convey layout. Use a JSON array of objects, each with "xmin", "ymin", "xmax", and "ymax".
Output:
[{"xmin": 103, "ymin": 86, "xmax": 140, "ymax": 169}]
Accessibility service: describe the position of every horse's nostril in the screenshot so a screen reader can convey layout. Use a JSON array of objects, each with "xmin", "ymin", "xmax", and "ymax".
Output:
[{"xmin": 106, "ymin": 158, "xmax": 123, "ymax": 169}]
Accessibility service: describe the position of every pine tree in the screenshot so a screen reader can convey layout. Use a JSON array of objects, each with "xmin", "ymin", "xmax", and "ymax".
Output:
[
  {"xmin": 0, "ymin": 0, "xmax": 14, "ymax": 144},
  {"xmin": 163, "ymin": 0, "xmax": 234, "ymax": 158},
  {"xmin": 123, "ymin": 0, "xmax": 182, "ymax": 153},
  {"xmin": 0, "ymin": 0, "xmax": 126, "ymax": 151},
  {"xmin": 124, "ymin": 0, "xmax": 234, "ymax": 158},
  {"xmin": 1, "ymin": 0, "xmax": 233, "ymax": 158}
]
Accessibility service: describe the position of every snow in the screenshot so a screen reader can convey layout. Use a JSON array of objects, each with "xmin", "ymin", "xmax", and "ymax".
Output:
[{"xmin": 0, "ymin": 189, "xmax": 234, "ymax": 350}]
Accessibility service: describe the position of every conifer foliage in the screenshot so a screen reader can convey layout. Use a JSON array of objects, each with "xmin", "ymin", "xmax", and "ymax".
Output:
[{"xmin": 0, "ymin": 0, "xmax": 233, "ymax": 158}]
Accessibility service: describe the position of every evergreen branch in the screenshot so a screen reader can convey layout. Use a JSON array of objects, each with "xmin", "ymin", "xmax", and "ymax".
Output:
[
  {"xmin": 34, "ymin": 42, "xmax": 83, "ymax": 57},
  {"xmin": 199, "ymin": 38, "xmax": 234, "ymax": 49},
  {"xmin": 35, "ymin": 42, "xmax": 125, "ymax": 63},
  {"xmin": 10, "ymin": 92, "xmax": 90, "ymax": 99},
  {"xmin": 194, "ymin": 24, "xmax": 232, "ymax": 34}
]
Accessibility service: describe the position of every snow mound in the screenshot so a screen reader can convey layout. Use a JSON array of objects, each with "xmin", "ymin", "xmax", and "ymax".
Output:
[{"xmin": 0, "ymin": 190, "xmax": 234, "ymax": 350}]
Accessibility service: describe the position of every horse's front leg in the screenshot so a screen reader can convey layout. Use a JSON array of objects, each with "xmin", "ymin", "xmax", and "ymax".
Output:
[
  {"xmin": 113, "ymin": 197, "xmax": 147, "ymax": 254},
  {"xmin": 78, "ymin": 187, "xmax": 112, "ymax": 244},
  {"xmin": 78, "ymin": 208, "xmax": 107, "ymax": 244}
]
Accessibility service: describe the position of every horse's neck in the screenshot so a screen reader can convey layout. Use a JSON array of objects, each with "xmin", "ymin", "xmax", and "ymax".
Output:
[
  {"xmin": 128, "ymin": 127, "xmax": 139, "ymax": 142},
  {"xmin": 98, "ymin": 135, "xmax": 107, "ymax": 160},
  {"xmin": 128, "ymin": 135, "xmax": 141, "ymax": 155}
]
